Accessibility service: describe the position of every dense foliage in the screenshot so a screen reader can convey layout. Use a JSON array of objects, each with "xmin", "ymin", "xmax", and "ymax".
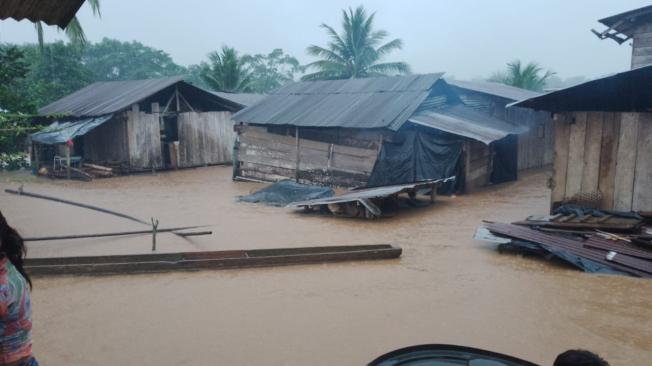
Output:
[
  {"xmin": 242, "ymin": 49, "xmax": 303, "ymax": 93},
  {"xmin": 302, "ymin": 6, "xmax": 410, "ymax": 81},
  {"xmin": 489, "ymin": 60, "xmax": 556, "ymax": 92}
]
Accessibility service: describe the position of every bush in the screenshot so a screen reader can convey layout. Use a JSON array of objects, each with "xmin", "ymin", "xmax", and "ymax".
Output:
[{"xmin": 0, "ymin": 152, "xmax": 29, "ymax": 170}]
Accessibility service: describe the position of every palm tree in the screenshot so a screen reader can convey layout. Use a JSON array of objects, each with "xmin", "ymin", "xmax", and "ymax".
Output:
[
  {"xmin": 199, "ymin": 46, "xmax": 253, "ymax": 93},
  {"xmin": 489, "ymin": 60, "xmax": 555, "ymax": 92},
  {"xmin": 302, "ymin": 6, "xmax": 410, "ymax": 81},
  {"xmin": 34, "ymin": 0, "xmax": 101, "ymax": 50}
]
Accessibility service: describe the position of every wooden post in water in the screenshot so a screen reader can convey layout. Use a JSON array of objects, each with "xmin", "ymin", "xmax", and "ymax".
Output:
[
  {"xmin": 151, "ymin": 217, "xmax": 159, "ymax": 251},
  {"xmin": 65, "ymin": 143, "xmax": 71, "ymax": 180},
  {"xmin": 295, "ymin": 127, "xmax": 300, "ymax": 182}
]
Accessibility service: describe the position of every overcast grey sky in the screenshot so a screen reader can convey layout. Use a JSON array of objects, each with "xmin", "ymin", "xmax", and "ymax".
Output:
[{"xmin": 0, "ymin": 1, "xmax": 648, "ymax": 80}]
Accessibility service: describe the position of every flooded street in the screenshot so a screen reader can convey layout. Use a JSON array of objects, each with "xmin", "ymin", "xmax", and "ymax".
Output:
[{"xmin": 1, "ymin": 166, "xmax": 651, "ymax": 365}]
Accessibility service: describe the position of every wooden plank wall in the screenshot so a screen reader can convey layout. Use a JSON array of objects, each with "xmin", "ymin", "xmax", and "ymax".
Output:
[
  {"xmin": 126, "ymin": 107, "xmax": 162, "ymax": 169},
  {"xmin": 506, "ymin": 106, "xmax": 554, "ymax": 170},
  {"xmin": 551, "ymin": 111, "xmax": 652, "ymax": 212},
  {"xmin": 82, "ymin": 113, "xmax": 129, "ymax": 164},
  {"xmin": 464, "ymin": 139, "xmax": 491, "ymax": 192},
  {"xmin": 632, "ymin": 23, "xmax": 652, "ymax": 69},
  {"xmin": 177, "ymin": 111, "xmax": 236, "ymax": 167},
  {"xmin": 237, "ymin": 126, "xmax": 378, "ymax": 187}
]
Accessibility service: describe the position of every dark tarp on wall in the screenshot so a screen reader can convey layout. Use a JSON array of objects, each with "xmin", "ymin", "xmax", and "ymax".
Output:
[
  {"xmin": 490, "ymin": 134, "xmax": 518, "ymax": 184},
  {"xmin": 367, "ymin": 129, "xmax": 463, "ymax": 189}
]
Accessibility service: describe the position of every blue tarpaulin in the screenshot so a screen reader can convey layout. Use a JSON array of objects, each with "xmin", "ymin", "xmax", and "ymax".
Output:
[{"xmin": 31, "ymin": 114, "xmax": 113, "ymax": 145}]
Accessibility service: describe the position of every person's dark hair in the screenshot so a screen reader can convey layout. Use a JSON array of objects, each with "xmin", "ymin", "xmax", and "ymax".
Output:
[
  {"xmin": 0, "ymin": 211, "xmax": 31, "ymax": 288},
  {"xmin": 554, "ymin": 350, "xmax": 609, "ymax": 366}
]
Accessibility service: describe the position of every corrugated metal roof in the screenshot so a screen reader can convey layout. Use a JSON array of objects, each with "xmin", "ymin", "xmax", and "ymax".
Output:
[
  {"xmin": 599, "ymin": 5, "xmax": 652, "ymax": 37},
  {"xmin": 232, "ymin": 74, "xmax": 444, "ymax": 131},
  {"xmin": 508, "ymin": 65, "xmax": 652, "ymax": 112},
  {"xmin": 288, "ymin": 177, "xmax": 455, "ymax": 208},
  {"xmin": 408, "ymin": 104, "xmax": 526, "ymax": 145},
  {"xmin": 39, "ymin": 77, "xmax": 184, "ymax": 117},
  {"xmin": 212, "ymin": 92, "xmax": 266, "ymax": 108},
  {"xmin": 0, "ymin": 0, "xmax": 85, "ymax": 28},
  {"xmin": 31, "ymin": 115, "xmax": 113, "ymax": 145},
  {"xmin": 447, "ymin": 79, "xmax": 541, "ymax": 102}
]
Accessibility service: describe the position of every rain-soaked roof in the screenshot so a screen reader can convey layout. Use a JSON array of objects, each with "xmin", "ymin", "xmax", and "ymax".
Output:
[
  {"xmin": 447, "ymin": 79, "xmax": 541, "ymax": 102},
  {"xmin": 38, "ymin": 76, "xmax": 243, "ymax": 117},
  {"xmin": 409, "ymin": 104, "xmax": 526, "ymax": 145},
  {"xmin": 598, "ymin": 5, "xmax": 652, "ymax": 37},
  {"xmin": 232, "ymin": 74, "xmax": 444, "ymax": 131},
  {"xmin": 508, "ymin": 65, "xmax": 652, "ymax": 112},
  {"xmin": 39, "ymin": 77, "xmax": 184, "ymax": 117},
  {"xmin": 0, "ymin": 0, "xmax": 85, "ymax": 28}
]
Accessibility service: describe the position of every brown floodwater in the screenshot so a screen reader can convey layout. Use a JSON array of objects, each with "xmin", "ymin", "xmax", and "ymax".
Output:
[{"xmin": 0, "ymin": 167, "xmax": 650, "ymax": 365}]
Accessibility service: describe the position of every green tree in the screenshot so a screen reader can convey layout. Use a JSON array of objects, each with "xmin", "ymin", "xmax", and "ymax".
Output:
[
  {"xmin": 302, "ymin": 6, "xmax": 410, "ymax": 81},
  {"xmin": 83, "ymin": 38, "xmax": 185, "ymax": 81},
  {"xmin": 34, "ymin": 0, "xmax": 101, "ymax": 50},
  {"xmin": 489, "ymin": 60, "xmax": 555, "ymax": 92},
  {"xmin": 242, "ymin": 49, "xmax": 302, "ymax": 93},
  {"xmin": 0, "ymin": 46, "xmax": 35, "ymax": 113},
  {"xmin": 19, "ymin": 42, "xmax": 94, "ymax": 108},
  {"xmin": 199, "ymin": 46, "xmax": 252, "ymax": 93}
]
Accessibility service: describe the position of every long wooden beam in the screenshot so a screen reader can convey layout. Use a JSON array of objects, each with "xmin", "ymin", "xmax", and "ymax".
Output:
[{"xmin": 25, "ymin": 244, "xmax": 402, "ymax": 276}]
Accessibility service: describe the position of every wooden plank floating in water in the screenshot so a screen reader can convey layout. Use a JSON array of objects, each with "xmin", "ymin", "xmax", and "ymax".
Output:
[{"xmin": 25, "ymin": 244, "xmax": 402, "ymax": 276}]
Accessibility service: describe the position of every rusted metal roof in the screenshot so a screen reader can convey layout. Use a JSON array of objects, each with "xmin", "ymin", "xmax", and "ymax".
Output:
[
  {"xmin": 0, "ymin": 0, "xmax": 85, "ymax": 28},
  {"xmin": 409, "ymin": 104, "xmax": 526, "ymax": 145},
  {"xmin": 508, "ymin": 65, "xmax": 652, "ymax": 112},
  {"xmin": 232, "ymin": 74, "xmax": 444, "ymax": 131},
  {"xmin": 447, "ymin": 79, "xmax": 541, "ymax": 102}
]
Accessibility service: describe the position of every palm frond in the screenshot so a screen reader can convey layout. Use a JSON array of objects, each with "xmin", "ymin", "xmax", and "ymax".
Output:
[
  {"xmin": 375, "ymin": 38, "xmax": 403, "ymax": 57},
  {"xmin": 87, "ymin": 0, "xmax": 101, "ymax": 17},
  {"xmin": 64, "ymin": 17, "xmax": 87, "ymax": 45},
  {"xmin": 366, "ymin": 61, "xmax": 411, "ymax": 75},
  {"xmin": 34, "ymin": 22, "xmax": 44, "ymax": 53}
]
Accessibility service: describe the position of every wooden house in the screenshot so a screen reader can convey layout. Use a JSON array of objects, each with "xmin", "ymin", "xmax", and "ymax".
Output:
[
  {"xmin": 592, "ymin": 4, "xmax": 652, "ymax": 69},
  {"xmin": 447, "ymin": 80, "xmax": 554, "ymax": 170},
  {"xmin": 231, "ymin": 74, "xmax": 525, "ymax": 191},
  {"xmin": 510, "ymin": 65, "xmax": 652, "ymax": 212},
  {"xmin": 31, "ymin": 77, "xmax": 259, "ymax": 173}
]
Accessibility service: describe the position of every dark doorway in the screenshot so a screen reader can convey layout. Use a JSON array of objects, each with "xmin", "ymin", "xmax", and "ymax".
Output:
[{"xmin": 490, "ymin": 134, "xmax": 518, "ymax": 184}]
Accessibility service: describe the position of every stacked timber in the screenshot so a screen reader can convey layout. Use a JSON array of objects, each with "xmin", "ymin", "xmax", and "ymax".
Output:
[{"xmin": 83, "ymin": 163, "xmax": 115, "ymax": 178}]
